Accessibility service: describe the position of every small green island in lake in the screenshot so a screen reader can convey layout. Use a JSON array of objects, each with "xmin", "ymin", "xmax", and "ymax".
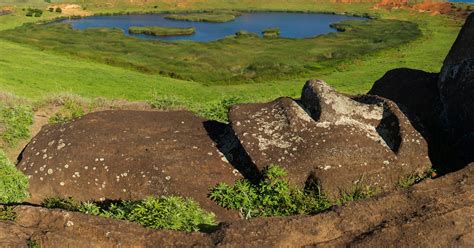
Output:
[
  {"xmin": 262, "ymin": 28, "xmax": 280, "ymax": 38},
  {"xmin": 128, "ymin": 26, "xmax": 195, "ymax": 36},
  {"xmin": 164, "ymin": 12, "xmax": 240, "ymax": 23}
]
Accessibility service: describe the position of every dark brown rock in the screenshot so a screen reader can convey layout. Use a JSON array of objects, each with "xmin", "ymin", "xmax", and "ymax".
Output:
[
  {"xmin": 436, "ymin": 13, "xmax": 474, "ymax": 168},
  {"xmin": 1, "ymin": 205, "xmax": 211, "ymax": 247},
  {"xmin": 210, "ymin": 163, "xmax": 474, "ymax": 247},
  {"xmin": 229, "ymin": 79, "xmax": 431, "ymax": 197},
  {"xmin": 2, "ymin": 163, "xmax": 472, "ymax": 247},
  {"xmin": 17, "ymin": 110, "xmax": 241, "ymax": 221},
  {"xmin": 438, "ymin": 13, "xmax": 474, "ymax": 136},
  {"xmin": 367, "ymin": 68, "xmax": 457, "ymax": 172},
  {"xmin": 368, "ymin": 68, "xmax": 441, "ymax": 135}
]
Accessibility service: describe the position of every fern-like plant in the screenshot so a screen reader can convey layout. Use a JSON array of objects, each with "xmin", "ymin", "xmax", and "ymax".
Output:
[{"xmin": 210, "ymin": 165, "xmax": 331, "ymax": 218}]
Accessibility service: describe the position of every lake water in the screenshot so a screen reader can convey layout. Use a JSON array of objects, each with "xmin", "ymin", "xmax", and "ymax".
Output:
[{"xmin": 62, "ymin": 12, "xmax": 366, "ymax": 42}]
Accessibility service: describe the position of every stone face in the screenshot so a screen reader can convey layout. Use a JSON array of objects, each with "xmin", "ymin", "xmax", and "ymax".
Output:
[
  {"xmin": 229, "ymin": 80, "xmax": 431, "ymax": 197},
  {"xmin": 438, "ymin": 13, "xmax": 474, "ymax": 136},
  {"xmin": 17, "ymin": 110, "xmax": 241, "ymax": 221}
]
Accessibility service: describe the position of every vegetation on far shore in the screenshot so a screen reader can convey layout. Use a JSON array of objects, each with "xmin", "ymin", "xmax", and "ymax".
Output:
[
  {"xmin": 128, "ymin": 26, "xmax": 195, "ymax": 36},
  {"xmin": 262, "ymin": 28, "xmax": 280, "ymax": 38},
  {"xmin": 164, "ymin": 11, "xmax": 239, "ymax": 23}
]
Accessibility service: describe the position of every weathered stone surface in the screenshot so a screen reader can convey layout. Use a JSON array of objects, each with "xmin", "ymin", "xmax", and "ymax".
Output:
[
  {"xmin": 211, "ymin": 163, "xmax": 474, "ymax": 247},
  {"xmin": 438, "ymin": 13, "xmax": 474, "ymax": 136},
  {"xmin": 17, "ymin": 110, "xmax": 241, "ymax": 221},
  {"xmin": 367, "ymin": 68, "xmax": 455, "ymax": 170},
  {"xmin": 229, "ymin": 79, "xmax": 431, "ymax": 197},
  {"xmin": 1, "ymin": 205, "xmax": 211, "ymax": 247},
  {"xmin": 2, "ymin": 163, "xmax": 472, "ymax": 247}
]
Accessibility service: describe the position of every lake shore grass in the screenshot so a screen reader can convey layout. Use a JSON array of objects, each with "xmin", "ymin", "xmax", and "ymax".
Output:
[{"xmin": 128, "ymin": 26, "xmax": 195, "ymax": 36}]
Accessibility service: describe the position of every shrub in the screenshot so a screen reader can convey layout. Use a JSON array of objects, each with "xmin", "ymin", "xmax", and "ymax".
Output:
[
  {"xmin": 26, "ymin": 8, "xmax": 43, "ymax": 17},
  {"xmin": 0, "ymin": 150, "xmax": 29, "ymax": 204},
  {"xmin": 210, "ymin": 165, "xmax": 380, "ymax": 219},
  {"xmin": 27, "ymin": 239, "xmax": 40, "ymax": 248},
  {"xmin": 235, "ymin": 30, "xmax": 259, "ymax": 38},
  {"xmin": 0, "ymin": 103, "xmax": 33, "ymax": 146},
  {"xmin": 335, "ymin": 185, "xmax": 377, "ymax": 206},
  {"xmin": 210, "ymin": 165, "xmax": 331, "ymax": 219},
  {"xmin": 398, "ymin": 168, "xmax": 436, "ymax": 188},
  {"xmin": 148, "ymin": 94, "xmax": 188, "ymax": 110},
  {"xmin": 42, "ymin": 196, "xmax": 216, "ymax": 232},
  {"xmin": 49, "ymin": 99, "xmax": 85, "ymax": 124},
  {"xmin": 42, "ymin": 197, "xmax": 81, "ymax": 211},
  {"xmin": 198, "ymin": 96, "xmax": 240, "ymax": 123},
  {"xmin": 55, "ymin": 8, "xmax": 62, "ymax": 14}
]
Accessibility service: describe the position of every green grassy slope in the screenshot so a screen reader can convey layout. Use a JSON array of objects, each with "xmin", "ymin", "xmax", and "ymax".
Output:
[
  {"xmin": 0, "ymin": 19, "xmax": 421, "ymax": 84},
  {"xmin": 0, "ymin": 1, "xmax": 465, "ymax": 103}
]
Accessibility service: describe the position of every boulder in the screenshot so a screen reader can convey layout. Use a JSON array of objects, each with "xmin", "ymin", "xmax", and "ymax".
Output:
[
  {"xmin": 17, "ymin": 110, "xmax": 241, "ymax": 221},
  {"xmin": 367, "ymin": 68, "xmax": 453, "ymax": 170},
  {"xmin": 438, "ymin": 13, "xmax": 474, "ymax": 136},
  {"xmin": 368, "ymin": 68, "xmax": 441, "ymax": 136},
  {"xmin": 229, "ymin": 79, "xmax": 431, "ymax": 197},
  {"xmin": 436, "ymin": 13, "xmax": 474, "ymax": 167},
  {"xmin": 211, "ymin": 163, "xmax": 474, "ymax": 247}
]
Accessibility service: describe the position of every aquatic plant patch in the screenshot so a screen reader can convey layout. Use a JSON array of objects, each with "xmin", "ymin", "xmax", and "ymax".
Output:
[{"xmin": 129, "ymin": 26, "xmax": 195, "ymax": 36}]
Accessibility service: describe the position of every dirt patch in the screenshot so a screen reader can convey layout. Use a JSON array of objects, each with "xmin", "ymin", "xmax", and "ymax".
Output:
[
  {"xmin": 0, "ymin": 7, "xmax": 14, "ymax": 16},
  {"xmin": 374, "ymin": 0, "xmax": 472, "ymax": 18},
  {"xmin": 48, "ymin": 4, "xmax": 91, "ymax": 17}
]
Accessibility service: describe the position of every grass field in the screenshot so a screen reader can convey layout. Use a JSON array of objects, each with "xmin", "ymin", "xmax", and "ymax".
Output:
[
  {"xmin": 0, "ymin": 19, "xmax": 421, "ymax": 84},
  {"xmin": 0, "ymin": 1, "xmax": 466, "ymax": 105}
]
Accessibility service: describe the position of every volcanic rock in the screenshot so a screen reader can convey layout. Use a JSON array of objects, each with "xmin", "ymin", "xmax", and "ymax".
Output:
[
  {"xmin": 439, "ymin": 13, "xmax": 474, "ymax": 137},
  {"xmin": 368, "ymin": 68, "xmax": 441, "ymax": 136},
  {"xmin": 2, "ymin": 163, "xmax": 472, "ymax": 247},
  {"xmin": 211, "ymin": 163, "xmax": 474, "ymax": 247},
  {"xmin": 229, "ymin": 79, "xmax": 431, "ymax": 197},
  {"xmin": 17, "ymin": 110, "xmax": 241, "ymax": 221},
  {"xmin": 434, "ymin": 13, "xmax": 474, "ymax": 168}
]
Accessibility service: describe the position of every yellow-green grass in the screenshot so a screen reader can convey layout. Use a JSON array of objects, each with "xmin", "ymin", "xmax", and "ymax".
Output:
[{"xmin": 128, "ymin": 26, "xmax": 195, "ymax": 36}]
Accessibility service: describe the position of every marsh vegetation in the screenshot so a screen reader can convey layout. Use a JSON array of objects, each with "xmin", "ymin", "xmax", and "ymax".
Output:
[
  {"xmin": 128, "ymin": 26, "xmax": 195, "ymax": 36},
  {"xmin": 164, "ymin": 11, "xmax": 240, "ymax": 23},
  {"xmin": 1, "ymin": 19, "xmax": 421, "ymax": 84}
]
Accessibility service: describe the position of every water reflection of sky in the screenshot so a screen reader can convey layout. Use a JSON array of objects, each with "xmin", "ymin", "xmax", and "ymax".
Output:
[{"xmin": 62, "ymin": 12, "xmax": 366, "ymax": 42}]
